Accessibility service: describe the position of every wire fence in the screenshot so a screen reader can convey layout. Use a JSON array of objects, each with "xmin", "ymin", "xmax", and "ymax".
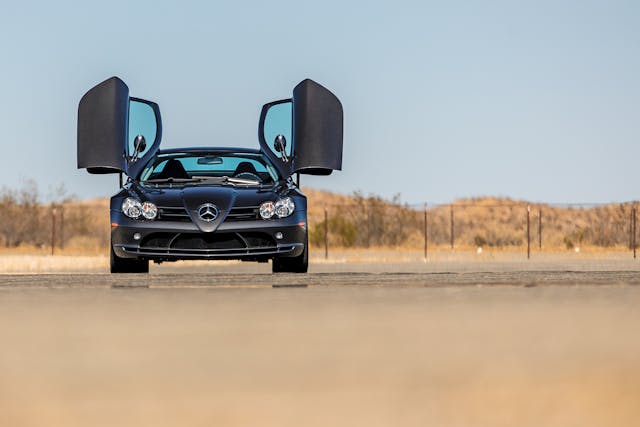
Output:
[
  {"xmin": 0, "ymin": 199, "xmax": 638, "ymax": 259},
  {"xmin": 308, "ymin": 200, "xmax": 639, "ymax": 259}
]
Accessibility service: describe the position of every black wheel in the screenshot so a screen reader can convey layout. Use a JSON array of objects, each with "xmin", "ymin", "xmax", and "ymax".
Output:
[
  {"xmin": 272, "ymin": 237, "xmax": 308, "ymax": 273},
  {"xmin": 110, "ymin": 245, "xmax": 149, "ymax": 273}
]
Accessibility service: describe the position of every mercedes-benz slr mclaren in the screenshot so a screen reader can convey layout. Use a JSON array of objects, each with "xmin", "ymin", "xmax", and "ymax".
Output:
[{"xmin": 77, "ymin": 77, "xmax": 343, "ymax": 273}]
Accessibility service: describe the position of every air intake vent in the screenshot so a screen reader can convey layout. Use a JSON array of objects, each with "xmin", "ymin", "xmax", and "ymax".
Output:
[
  {"xmin": 226, "ymin": 206, "xmax": 259, "ymax": 221},
  {"xmin": 157, "ymin": 206, "xmax": 190, "ymax": 221}
]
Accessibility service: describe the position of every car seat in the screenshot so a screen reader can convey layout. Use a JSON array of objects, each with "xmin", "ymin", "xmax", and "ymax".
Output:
[
  {"xmin": 157, "ymin": 159, "xmax": 189, "ymax": 179},
  {"xmin": 233, "ymin": 161, "xmax": 258, "ymax": 176}
]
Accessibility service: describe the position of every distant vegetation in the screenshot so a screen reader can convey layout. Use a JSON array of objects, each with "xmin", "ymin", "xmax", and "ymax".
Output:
[
  {"xmin": 0, "ymin": 182, "xmax": 108, "ymax": 253},
  {"xmin": 304, "ymin": 189, "xmax": 637, "ymax": 251},
  {"xmin": 0, "ymin": 183, "xmax": 636, "ymax": 253}
]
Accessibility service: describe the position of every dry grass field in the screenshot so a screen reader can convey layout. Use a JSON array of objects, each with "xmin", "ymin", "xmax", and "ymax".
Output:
[{"xmin": 1, "ymin": 248, "xmax": 638, "ymax": 274}]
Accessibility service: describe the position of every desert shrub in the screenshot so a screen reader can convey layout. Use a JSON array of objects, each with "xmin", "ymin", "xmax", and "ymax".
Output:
[
  {"xmin": 474, "ymin": 235, "xmax": 487, "ymax": 247},
  {"xmin": 0, "ymin": 182, "xmax": 109, "ymax": 251},
  {"xmin": 310, "ymin": 216, "xmax": 357, "ymax": 247}
]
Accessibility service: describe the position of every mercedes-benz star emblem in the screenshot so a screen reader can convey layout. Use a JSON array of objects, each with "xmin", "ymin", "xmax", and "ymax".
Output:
[{"xmin": 197, "ymin": 203, "xmax": 219, "ymax": 222}]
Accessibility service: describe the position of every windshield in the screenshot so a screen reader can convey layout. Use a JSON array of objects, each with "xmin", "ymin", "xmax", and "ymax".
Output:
[{"xmin": 139, "ymin": 152, "xmax": 280, "ymax": 186}]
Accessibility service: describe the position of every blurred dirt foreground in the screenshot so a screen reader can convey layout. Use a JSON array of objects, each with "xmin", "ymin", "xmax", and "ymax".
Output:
[{"xmin": 1, "ymin": 258, "xmax": 639, "ymax": 427}]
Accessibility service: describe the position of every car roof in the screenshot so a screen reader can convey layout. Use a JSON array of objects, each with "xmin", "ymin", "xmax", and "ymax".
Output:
[{"xmin": 158, "ymin": 147, "xmax": 263, "ymax": 155}]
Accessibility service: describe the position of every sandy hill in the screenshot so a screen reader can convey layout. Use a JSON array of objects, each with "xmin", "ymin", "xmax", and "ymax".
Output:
[{"xmin": 303, "ymin": 189, "xmax": 637, "ymax": 250}]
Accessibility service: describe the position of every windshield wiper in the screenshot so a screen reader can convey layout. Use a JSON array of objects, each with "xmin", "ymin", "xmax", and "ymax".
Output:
[
  {"xmin": 222, "ymin": 176, "xmax": 261, "ymax": 186},
  {"xmin": 143, "ymin": 176, "xmax": 265, "ymax": 187},
  {"xmin": 144, "ymin": 177, "xmax": 223, "ymax": 184}
]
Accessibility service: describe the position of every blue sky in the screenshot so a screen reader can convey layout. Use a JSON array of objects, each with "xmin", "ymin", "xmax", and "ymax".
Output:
[{"xmin": 1, "ymin": 0, "xmax": 638, "ymax": 204}]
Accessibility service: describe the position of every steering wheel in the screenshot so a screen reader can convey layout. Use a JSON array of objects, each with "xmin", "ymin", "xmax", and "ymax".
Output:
[{"xmin": 234, "ymin": 172, "xmax": 261, "ymax": 181}]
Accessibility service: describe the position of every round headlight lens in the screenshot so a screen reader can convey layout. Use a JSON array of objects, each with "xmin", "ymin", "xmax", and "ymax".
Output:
[
  {"xmin": 121, "ymin": 198, "xmax": 142, "ymax": 219},
  {"xmin": 259, "ymin": 201, "xmax": 275, "ymax": 219},
  {"xmin": 275, "ymin": 197, "xmax": 295, "ymax": 218},
  {"xmin": 141, "ymin": 201, "xmax": 158, "ymax": 220}
]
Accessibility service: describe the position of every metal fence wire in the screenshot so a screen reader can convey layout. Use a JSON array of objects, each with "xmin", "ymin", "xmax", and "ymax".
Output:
[{"xmin": 307, "ymin": 201, "xmax": 639, "ymax": 259}]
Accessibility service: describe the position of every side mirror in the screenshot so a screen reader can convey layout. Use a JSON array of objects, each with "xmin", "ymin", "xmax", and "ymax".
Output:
[
  {"xmin": 274, "ymin": 134, "xmax": 288, "ymax": 162},
  {"xmin": 131, "ymin": 134, "xmax": 146, "ymax": 161}
]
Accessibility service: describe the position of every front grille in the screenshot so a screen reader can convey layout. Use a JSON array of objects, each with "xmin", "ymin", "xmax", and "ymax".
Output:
[
  {"xmin": 226, "ymin": 206, "xmax": 259, "ymax": 221},
  {"xmin": 157, "ymin": 206, "xmax": 259, "ymax": 222},
  {"xmin": 173, "ymin": 234, "xmax": 245, "ymax": 250},
  {"xmin": 157, "ymin": 206, "xmax": 191, "ymax": 222},
  {"xmin": 242, "ymin": 232, "xmax": 275, "ymax": 247},
  {"xmin": 142, "ymin": 233, "xmax": 175, "ymax": 248},
  {"xmin": 140, "ymin": 232, "xmax": 276, "ymax": 251}
]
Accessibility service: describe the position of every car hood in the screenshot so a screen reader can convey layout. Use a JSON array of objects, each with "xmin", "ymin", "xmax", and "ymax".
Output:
[{"xmin": 129, "ymin": 183, "xmax": 283, "ymax": 233}]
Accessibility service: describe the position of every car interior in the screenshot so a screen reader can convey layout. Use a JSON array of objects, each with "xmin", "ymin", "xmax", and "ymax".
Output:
[{"xmin": 145, "ymin": 156, "xmax": 274, "ymax": 183}]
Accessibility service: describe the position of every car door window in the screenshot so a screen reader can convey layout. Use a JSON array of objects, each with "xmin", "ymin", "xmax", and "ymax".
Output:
[
  {"xmin": 128, "ymin": 100, "xmax": 158, "ymax": 159},
  {"xmin": 262, "ymin": 101, "xmax": 292, "ymax": 160}
]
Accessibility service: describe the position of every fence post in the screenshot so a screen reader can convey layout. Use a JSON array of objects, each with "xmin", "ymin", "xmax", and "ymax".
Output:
[
  {"xmin": 424, "ymin": 203, "xmax": 428, "ymax": 261},
  {"xmin": 629, "ymin": 205, "xmax": 633, "ymax": 250},
  {"xmin": 526, "ymin": 205, "xmax": 531, "ymax": 259},
  {"xmin": 60, "ymin": 205, "xmax": 64, "ymax": 251},
  {"xmin": 633, "ymin": 206, "xmax": 637, "ymax": 259},
  {"xmin": 450, "ymin": 204, "xmax": 454, "ymax": 250},
  {"xmin": 324, "ymin": 205, "xmax": 328, "ymax": 260},
  {"xmin": 538, "ymin": 208, "xmax": 542, "ymax": 250},
  {"xmin": 366, "ymin": 203, "xmax": 370, "ymax": 248},
  {"xmin": 51, "ymin": 206, "xmax": 56, "ymax": 256}
]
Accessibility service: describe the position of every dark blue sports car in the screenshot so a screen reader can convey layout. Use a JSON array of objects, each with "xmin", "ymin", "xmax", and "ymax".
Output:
[{"xmin": 77, "ymin": 77, "xmax": 343, "ymax": 273}]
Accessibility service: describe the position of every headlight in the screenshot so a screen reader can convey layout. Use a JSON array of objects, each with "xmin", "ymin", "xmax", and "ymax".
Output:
[
  {"xmin": 141, "ymin": 201, "xmax": 157, "ymax": 220},
  {"xmin": 122, "ymin": 198, "xmax": 142, "ymax": 219},
  {"xmin": 259, "ymin": 201, "xmax": 275, "ymax": 219},
  {"xmin": 122, "ymin": 198, "xmax": 157, "ymax": 220},
  {"xmin": 275, "ymin": 197, "xmax": 295, "ymax": 218}
]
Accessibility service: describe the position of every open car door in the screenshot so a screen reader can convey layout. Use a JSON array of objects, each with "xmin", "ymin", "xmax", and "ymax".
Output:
[
  {"xmin": 259, "ymin": 79, "xmax": 343, "ymax": 177},
  {"xmin": 77, "ymin": 76, "xmax": 162, "ymax": 177}
]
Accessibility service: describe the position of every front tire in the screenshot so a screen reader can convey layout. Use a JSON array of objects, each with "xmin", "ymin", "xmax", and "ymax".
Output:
[
  {"xmin": 110, "ymin": 245, "xmax": 149, "ymax": 274},
  {"xmin": 272, "ymin": 238, "xmax": 308, "ymax": 273}
]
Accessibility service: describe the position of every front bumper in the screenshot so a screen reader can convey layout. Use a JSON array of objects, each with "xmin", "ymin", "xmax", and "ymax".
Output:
[{"xmin": 111, "ymin": 210, "xmax": 307, "ymax": 261}]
